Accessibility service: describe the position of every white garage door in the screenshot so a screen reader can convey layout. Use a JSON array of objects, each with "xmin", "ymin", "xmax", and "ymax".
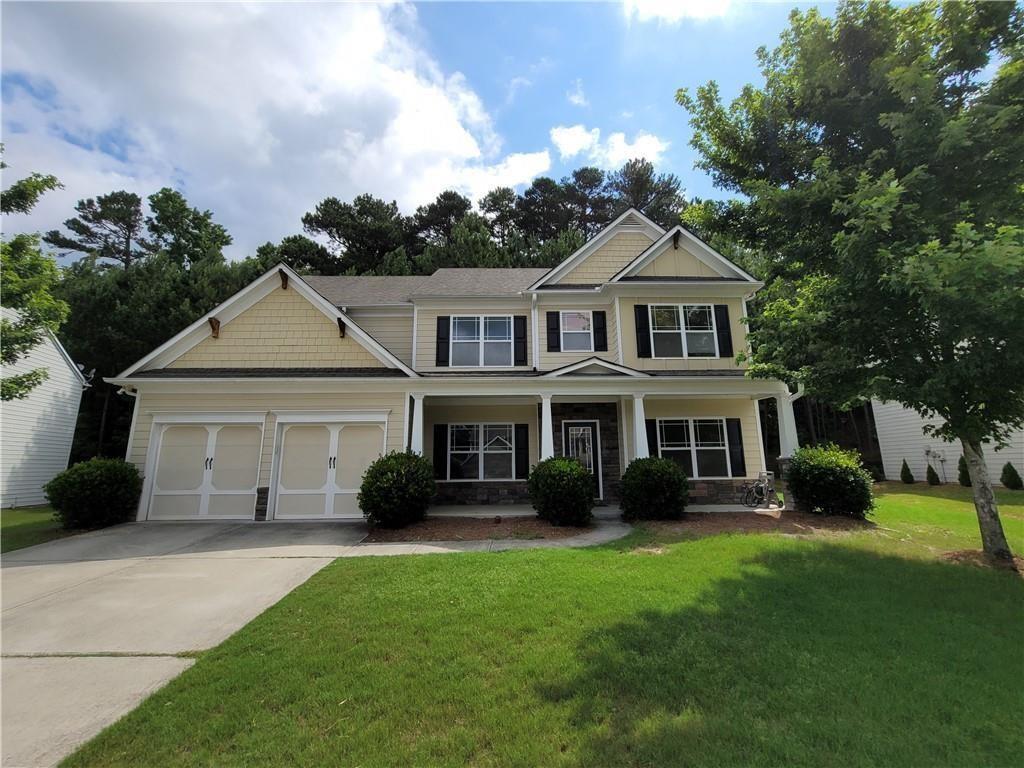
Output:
[
  {"xmin": 275, "ymin": 422, "xmax": 385, "ymax": 519},
  {"xmin": 148, "ymin": 423, "xmax": 262, "ymax": 520}
]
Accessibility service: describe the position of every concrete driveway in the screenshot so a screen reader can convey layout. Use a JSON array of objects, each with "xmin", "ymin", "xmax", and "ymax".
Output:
[{"xmin": 1, "ymin": 522, "xmax": 366, "ymax": 768}]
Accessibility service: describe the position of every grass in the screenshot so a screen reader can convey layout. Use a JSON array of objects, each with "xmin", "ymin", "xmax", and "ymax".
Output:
[
  {"xmin": 65, "ymin": 484, "xmax": 1024, "ymax": 767},
  {"xmin": 1, "ymin": 505, "xmax": 69, "ymax": 553}
]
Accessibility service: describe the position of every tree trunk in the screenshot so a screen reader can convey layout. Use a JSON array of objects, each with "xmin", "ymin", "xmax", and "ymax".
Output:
[{"xmin": 960, "ymin": 437, "xmax": 1014, "ymax": 563}]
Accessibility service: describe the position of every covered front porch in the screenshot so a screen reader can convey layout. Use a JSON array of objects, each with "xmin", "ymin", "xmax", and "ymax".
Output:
[{"xmin": 404, "ymin": 377, "xmax": 800, "ymax": 507}]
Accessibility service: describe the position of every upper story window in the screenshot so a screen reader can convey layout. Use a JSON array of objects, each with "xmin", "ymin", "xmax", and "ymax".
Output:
[
  {"xmin": 451, "ymin": 315, "xmax": 513, "ymax": 367},
  {"xmin": 650, "ymin": 304, "xmax": 718, "ymax": 358},
  {"xmin": 559, "ymin": 311, "xmax": 594, "ymax": 352}
]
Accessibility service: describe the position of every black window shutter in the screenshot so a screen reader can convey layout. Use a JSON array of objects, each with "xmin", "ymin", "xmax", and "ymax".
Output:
[
  {"xmin": 634, "ymin": 305, "xmax": 651, "ymax": 358},
  {"xmin": 513, "ymin": 316, "xmax": 528, "ymax": 366},
  {"xmin": 433, "ymin": 424, "xmax": 448, "ymax": 479},
  {"xmin": 593, "ymin": 311, "xmax": 608, "ymax": 352},
  {"xmin": 645, "ymin": 419, "xmax": 660, "ymax": 457},
  {"xmin": 435, "ymin": 316, "xmax": 450, "ymax": 367},
  {"xmin": 514, "ymin": 424, "xmax": 529, "ymax": 479},
  {"xmin": 726, "ymin": 418, "xmax": 746, "ymax": 478},
  {"xmin": 714, "ymin": 305, "xmax": 733, "ymax": 358},
  {"xmin": 546, "ymin": 312, "xmax": 561, "ymax": 352}
]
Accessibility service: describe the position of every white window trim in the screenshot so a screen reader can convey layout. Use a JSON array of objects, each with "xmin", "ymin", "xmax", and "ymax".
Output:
[
  {"xmin": 559, "ymin": 310, "xmax": 595, "ymax": 353},
  {"xmin": 445, "ymin": 422, "xmax": 518, "ymax": 482},
  {"xmin": 448, "ymin": 315, "xmax": 516, "ymax": 368},
  {"xmin": 648, "ymin": 304, "xmax": 719, "ymax": 359},
  {"xmin": 655, "ymin": 416, "xmax": 733, "ymax": 479}
]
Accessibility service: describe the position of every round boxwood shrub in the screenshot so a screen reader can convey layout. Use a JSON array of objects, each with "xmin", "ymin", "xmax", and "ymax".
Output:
[
  {"xmin": 620, "ymin": 457, "xmax": 689, "ymax": 521},
  {"xmin": 1001, "ymin": 462, "xmax": 1023, "ymax": 491},
  {"xmin": 358, "ymin": 451, "xmax": 435, "ymax": 528},
  {"xmin": 926, "ymin": 464, "xmax": 941, "ymax": 486},
  {"xmin": 44, "ymin": 458, "xmax": 142, "ymax": 530},
  {"xmin": 787, "ymin": 444, "xmax": 874, "ymax": 518},
  {"xmin": 527, "ymin": 457, "xmax": 594, "ymax": 526}
]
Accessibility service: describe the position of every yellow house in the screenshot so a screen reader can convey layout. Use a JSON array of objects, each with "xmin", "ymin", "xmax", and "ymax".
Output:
[{"xmin": 108, "ymin": 209, "xmax": 800, "ymax": 521}]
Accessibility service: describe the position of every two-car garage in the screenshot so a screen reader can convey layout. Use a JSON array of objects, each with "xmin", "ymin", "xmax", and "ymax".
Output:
[{"xmin": 142, "ymin": 412, "xmax": 389, "ymax": 521}]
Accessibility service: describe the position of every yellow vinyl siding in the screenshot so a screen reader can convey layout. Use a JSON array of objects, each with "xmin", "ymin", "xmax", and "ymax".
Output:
[
  {"xmin": 168, "ymin": 287, "xmax": 384, "ymax": 369},
  {"xmin": 557, "ymin": 232, "xmax": 654, "ymax": 284},
  {"xmin": 423, "ymin": 403, "xmax": 539, "ymax": 474},
  {"xmin": 619, "ymin": 296, "xmax": 748, "ymax": 371},
  {"xmin": 129, "ymin": 391, "xmax": 406, "ymax": 488},
  {"xmin": 625, "ymin": 397, "xmax": 764, "ymax": 478},
  {"xmin": 347, "ymin": 311, "xmax": 414, "ymax": 366},
  {"xmin": 415, "ymin": 301, "xmax": 533, "ymax": 373},
  {"xmin": 634, "ymin": 246, "xmax": 721, "ymax": 278},
  {"xmin": 537, "ymin": 305, "xmax": 620, "ymax": 369}
]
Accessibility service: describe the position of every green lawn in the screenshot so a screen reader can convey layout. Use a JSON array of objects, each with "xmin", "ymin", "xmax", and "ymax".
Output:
[
  {"xmin": 66, "ymin": 484, "xmax": 1024, "ymax": 767},
  {"xmin": 1, "ymin": 506, "xmax": 68, "ymax": 553}
]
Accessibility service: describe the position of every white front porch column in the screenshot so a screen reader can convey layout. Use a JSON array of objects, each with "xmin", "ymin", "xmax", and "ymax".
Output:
[
  {"xmin": 540, "ymin": 394, "xmax": 555, "ymax": 459},
  {"xmin": 632, "ymin": 394, "xmax": 649, "ymax": 459},
  {"xmin": 776, "ymin": 393, "xmax": 800, "ymax": 457},
  {"xmin": 410, "ymin": 393, "xmax": 425, "ymax": 454}
]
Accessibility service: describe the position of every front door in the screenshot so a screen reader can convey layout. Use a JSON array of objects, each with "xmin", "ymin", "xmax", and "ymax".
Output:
[{"xmin": 562, "ymin": 420, "xmax": 602, "ymax": 499}]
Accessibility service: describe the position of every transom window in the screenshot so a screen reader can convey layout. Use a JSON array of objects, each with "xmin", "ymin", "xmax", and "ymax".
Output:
[
  {"xmin": 650, "ymin": 305, "xmax": 718, "ymax": 358},
  {"xmin": 560, "ymin": 310, "xmax": 594, "ymax": 352},
  {"xmin": 448, "ymin": 423, "xmax": 515, "ymax": 480},
  {"xmin": 657, "ymin": 418, "xmax": 731, "ymax": 478},
  {"xmin": 451, "ymin": 316, "xmax": 513, "ymax": 367}
]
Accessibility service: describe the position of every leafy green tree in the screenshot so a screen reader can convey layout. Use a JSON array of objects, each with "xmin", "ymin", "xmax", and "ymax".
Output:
[
  {"xmin": 515, "ymin": 177, "xmax": 571, "ymax": 241},
  {"xmin": 412, "ymin": 190, "xmax": 472, "ymax": 246},
  {"xmin": 145, "ymin": 188, "xmax": 231, "ymax": 266},
  {"xmin": 479, "ymin": 186, "xmax": 519, "ymax": 247},
  {"xmin": 562, "ymin": 167, "xmax": 614, "ymax": 237},
  {"xmin": 301, "ymin": 194, "xmax": 409, "ymax": 274},
  {"xmin": 253, "ymin": 235, "xmax": 339, "ymax": 274},
  {"xmin": 678, "ymin": 1, "xmax": 1024, "ymax": 561},
  {"xmin": 44, "ymin": 190, "xmax": 148, "ymax": 268},
  {"xmin": 1, "ymin": 235, "xmax": 71, "ymax": 399},
  {"xmin": 1, "ymin": 147, "xmax": 62, "ymax": 214},
  {"xmin": 606, "ymin": 158, "xmax": 685, "ymax": 228}
]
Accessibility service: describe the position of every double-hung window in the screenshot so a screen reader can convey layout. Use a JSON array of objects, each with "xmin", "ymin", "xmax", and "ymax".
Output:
[
  {"xmin": 649, "ymin": 304, "xmax": 717, "ymax": 358},
  {"xmin": 451, "ymin": 316, "xmax": 513, "ymax": 367},
  {"xmin": 560, "ymin": 310, "xmax": 594, "ymax": 352},
  {"xmin": 657, "ymin": 418, "xmax": 732, "ymax": 478},
  {"xmin": 448, "ymin": 424, "xmax": 514, "ymax": 480}
]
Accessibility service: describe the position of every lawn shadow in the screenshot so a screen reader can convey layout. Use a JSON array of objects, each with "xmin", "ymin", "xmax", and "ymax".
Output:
[{"xmin": 542, "ymin": 543, "xmax": 1024, "ymax": 767}]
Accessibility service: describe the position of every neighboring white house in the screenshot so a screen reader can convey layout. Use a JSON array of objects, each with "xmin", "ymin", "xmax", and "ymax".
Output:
[
  {"xmin": 1, "ymin": 309, "xmax": 89, "ymax": 507},
  {"xmin": 872, "ymin": 400, "xmax": 1024, "ymax": 485}
]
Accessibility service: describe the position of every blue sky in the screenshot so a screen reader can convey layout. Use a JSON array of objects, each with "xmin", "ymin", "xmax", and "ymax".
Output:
[{"xmin": 1, "ymin": 1, "xmax": 825, "ymax": 256}]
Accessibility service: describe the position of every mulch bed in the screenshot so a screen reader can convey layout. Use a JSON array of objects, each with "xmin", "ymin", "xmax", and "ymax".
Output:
[
  {"xmin": 643, "ymin": 509, "xmax": 874, "ymax": 539},
  {"xmin": 363, "ymin": 515, "xmax": 588, "ymax": 543},
  {"xmin": 942, "ymin": 549, "xmax": 1024, "ymax": 576}
]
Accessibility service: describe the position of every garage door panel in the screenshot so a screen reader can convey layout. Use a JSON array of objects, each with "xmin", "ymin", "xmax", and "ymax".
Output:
[
  {"xmin": 276, "ymin": 494, "xmax": 327, "ymax": 518},
  {"xmin": 211, "ymin": 426, "xmax": 262, "ymax": 491},
  {"xmin": 149, "ymin": 494, "xmax": 202, "ymax": 520},
  {"xmin": 206, "ymin": 493, "xmax": 257, "ymax": 519},
  {"xmin": 332, "ymin": 493, "xmax": 361, "ymax": 518},
  {"xmin": 155, "ymin": 426, "xmax": 208, "ymax": 491},
  {"xmin": 280, "ymin": 426, "xmax": 329, "ymax": 491},
  {"xmin": 336, "ymin": 424, "xmax": 384, "ymax": 489}
]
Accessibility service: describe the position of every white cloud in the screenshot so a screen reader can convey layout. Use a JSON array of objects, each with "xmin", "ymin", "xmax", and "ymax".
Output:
[
  {"xmin": 622, "ymin": 0, "xmax": 734, "ymax": 24},
  {"xmin": 0, "ymin": 3, "xmax": 550, "ymax": 257},
  {"xmin": 505, "ymin": 76, "xmax": 532, "ymax": 105},
  {"xmin": 566, "ymin": 78, "xmax": 589, "ymax": 107},
  {"xmin": 548, "ymin": 124, "xmax": 669, "ymax": 168}
]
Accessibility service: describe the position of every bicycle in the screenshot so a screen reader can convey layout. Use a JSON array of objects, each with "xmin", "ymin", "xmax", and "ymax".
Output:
[{"xmin": 740, "ymin": 471, "xmax": 778, "ymax": 508}]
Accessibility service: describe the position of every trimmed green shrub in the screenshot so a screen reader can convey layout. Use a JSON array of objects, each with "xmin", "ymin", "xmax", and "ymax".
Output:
[
  {"xmin": 926, "ymin": 464, "xmax": 941, "ymax": 486},
  {"xmin": 1001, "ymin": 462, "xmax": 1023, "ymax": 491},
  {"xmin": 900, "ymin": 459, "xmax": 915, "ymax": 484},
  {"xmin": 787, "ymin": 444, "xmax": 874, "ymax": 518},
  {"xmin": 358, "ymin": 451, "xmax": 435, "ymax": 528},
  {"xmin": 958, "ymin": 455, "xmax": 972, "ymax": 487},
  {"xmin": 527, "ymin": 457, "xmax": 594, "ymax": 526},
  {"xmin": 620, "ymin": 457, "xmax": 689, "ymax": 521},
  {"xmin": 44, "ymin": 458, "xmax": 142, "ymax": 530}
]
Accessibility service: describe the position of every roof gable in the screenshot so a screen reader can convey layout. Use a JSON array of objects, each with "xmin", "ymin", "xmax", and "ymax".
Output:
[
  {"xmin": 610, "ymin": 225, "xmax": 759, "ymax": 283},
  {"xmin": 543, "ymin": 357, "xmax": 649, "ymax": 378},
  {"xmin": 115, "ymin": 264, "xmax": 417, "ymax": 379},
  {"xmin": 528, "ymin": 208, "xmax": 664, "ymax": 289}
]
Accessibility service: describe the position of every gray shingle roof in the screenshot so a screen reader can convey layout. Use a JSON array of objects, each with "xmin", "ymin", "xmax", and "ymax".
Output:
[
  {"xmin": 303, "ymin": 276, "xmax": 427, "ymax": 306},
  {"xmin": 410, "ymin": 268, "xmax": 549, "ymax": 298}
]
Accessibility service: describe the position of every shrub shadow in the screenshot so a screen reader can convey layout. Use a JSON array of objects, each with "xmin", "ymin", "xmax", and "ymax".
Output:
[{"xmin": 542, "ymin": 543, "xmax": 1024, "ymax": 767}]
